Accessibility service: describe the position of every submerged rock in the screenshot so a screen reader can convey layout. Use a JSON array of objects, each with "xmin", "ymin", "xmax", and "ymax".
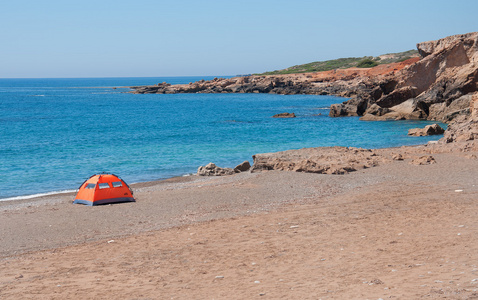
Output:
[{"xmin": 272, "ymin": 112, "xmax": 296, "ymax": 118}]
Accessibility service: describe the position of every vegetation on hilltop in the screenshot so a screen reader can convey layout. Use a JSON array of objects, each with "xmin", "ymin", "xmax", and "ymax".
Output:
[
  {"xmin": 258, "ymin": 49, "xmax": 418, "ymax": 75},
  {"xmin": 356, "ymin": 58, "xmax": 379, "ymax": 68}
]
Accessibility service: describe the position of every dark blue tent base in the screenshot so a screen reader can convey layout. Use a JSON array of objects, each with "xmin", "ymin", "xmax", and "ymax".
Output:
[{"xmin": 73, "ymin": 197, "xmax": 135, "ymax": 206}]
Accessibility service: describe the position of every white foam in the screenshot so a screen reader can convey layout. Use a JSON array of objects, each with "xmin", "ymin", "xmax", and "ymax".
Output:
[{"xmin": 0, "ymin": 189, "xmax": 76, "ymax": 202}]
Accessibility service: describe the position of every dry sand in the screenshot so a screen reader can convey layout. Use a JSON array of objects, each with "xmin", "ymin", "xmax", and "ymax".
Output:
[{"xmin": 1, "ymin": 144, "xmax": 478, "ymax": 299}]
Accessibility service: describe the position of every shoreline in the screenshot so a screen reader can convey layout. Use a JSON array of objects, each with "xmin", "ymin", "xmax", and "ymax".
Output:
[
  {"xmin": 0, "ymin": 135, "xmax": 446, "ymax": 203},
  {"xmin": 1, "ymin": 141, "xmax": 478, "ymax": 298},
  {"xmin": 1, "ymin": 140, "xmax": 475, "ymax": 250}
]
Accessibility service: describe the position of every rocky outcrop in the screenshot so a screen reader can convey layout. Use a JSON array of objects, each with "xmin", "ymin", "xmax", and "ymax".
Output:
[
  {"xmin": 251, "ymin": 147, "xmax": 387, "ymax": 175},
  {"xmin": 360, "ymin": 99, "xmax": 429, "ymax": 121},
  {"xmin": 197, "ymin": 163, "xmax": 234, "ymax": 176},
  {"xmin": 328, "ymin": 97, "xmax": 369, "ymax": 117},
  {"xmin": 234, "ymin": 161, "xmax": 251, "ymax": 173},
  {"xmin": 441, "ymin": 92, "xmax": 478, "ymax": 142},
  {"xmin": 442, "ymin": 116, "xmax": 478, "ymax": 142},
  {"xmin": 408, "ymin": 124, "xmax": 445, "ymax": 136},
  {"xmin": 272, "ymin": 112, "xmax": 296, "ymax": 118},
  {"xmin": 247, "ymin": 140, "xmax": 478, "ymax": 175},
  {"xmin": 197, "ymin": 161, "xmax": 251, "ymax": 176},
  {"xmin": 472, "ymin": 92, "xmax": 478, "ymax": 118},
  {"xmin": 331, "ymin": 32, "xmax": 478, "ymax": 123}
]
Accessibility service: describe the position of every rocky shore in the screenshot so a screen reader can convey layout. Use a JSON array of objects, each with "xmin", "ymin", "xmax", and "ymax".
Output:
[
  {"xmin": 133, "ymin": 32, "xmax": 478, "ymax": 175},
  {"xmin": 197, "ymin": 139, "xmax": 477, "ymax": 177},
  {"xmin": 131, "ymin": 32, "xmax": 478, "ymax": 144},
  {"xmin": 130, "ymin": 58, "xmax": 419, "ymax": 98}
]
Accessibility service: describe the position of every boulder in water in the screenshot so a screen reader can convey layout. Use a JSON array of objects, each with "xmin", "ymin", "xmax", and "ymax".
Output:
[
  {"xmin": 272, "ymin": 112, "xmax": 296, "ymax": 118},
  {"xmin": 408, "ymin": 124, "xmax": 445, "ymax": 136}
]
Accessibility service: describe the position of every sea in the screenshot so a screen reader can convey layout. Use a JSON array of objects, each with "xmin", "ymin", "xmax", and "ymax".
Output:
[{"xmin": 0, "ymin": 76, "xmax": 445, "ymax": 200}]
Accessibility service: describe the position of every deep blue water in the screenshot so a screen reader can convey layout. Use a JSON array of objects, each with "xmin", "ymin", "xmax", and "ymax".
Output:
[{"xmin": 0, "ymin": 77, "xmax": 445, "ymax": 199}]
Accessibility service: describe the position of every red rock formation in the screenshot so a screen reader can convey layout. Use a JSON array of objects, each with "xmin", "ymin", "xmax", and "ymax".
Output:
[{"xmin": 333, "ymin": 32, "xmax": 478, "ymax": 123}]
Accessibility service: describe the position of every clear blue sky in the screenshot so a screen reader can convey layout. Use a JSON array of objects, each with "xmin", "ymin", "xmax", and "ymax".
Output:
[{"xmin": 1, "ymin": 0, "xmax": 477, "ymax": 78}]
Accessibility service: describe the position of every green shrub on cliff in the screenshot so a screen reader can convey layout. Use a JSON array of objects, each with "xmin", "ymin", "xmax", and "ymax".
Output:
[
  {"xmin": 258, "ymin": 49, "xmax": 418, "ymax": 75},
  {"xmin": 261, "ymin": 57, "xmax": 364, "ymax": 75},
  {"xmin": 356, "ymin": 58, "xmax": 379, "ymax": 68}
]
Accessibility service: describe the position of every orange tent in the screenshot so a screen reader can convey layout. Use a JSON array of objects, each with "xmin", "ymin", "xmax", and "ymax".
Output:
[{"xmin": 73, "ymin": 174, "xmax": 135, "ymax": 206}]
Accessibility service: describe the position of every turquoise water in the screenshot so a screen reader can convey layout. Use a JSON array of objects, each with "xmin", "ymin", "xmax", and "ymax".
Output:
[{"xmin": 0, "ymin": 77, "xmax": 444, "ymax": 199}]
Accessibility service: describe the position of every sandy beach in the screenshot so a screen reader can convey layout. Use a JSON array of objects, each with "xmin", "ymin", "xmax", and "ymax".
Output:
[{"xmin": 1, "ymin": 142, "xmax": 478, "ymax": 299}]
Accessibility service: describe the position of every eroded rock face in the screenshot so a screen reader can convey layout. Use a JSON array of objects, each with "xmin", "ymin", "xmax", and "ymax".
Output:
[
  {"xmin": 331, "ymin": 32, "xmax": 478, "ymax": 122},
  {"xmin": 441, "ymin": 92, "xmax": 478, "ymax": 142},
  {"xmin": 360, "ymin": 99, "xmax": 428, "ymax": 121},
  {"xmin": 471, "ymin": 92, "xmax": 478, "ymax": 118},
  {"xmin": 329, "ymin": 97, "xmax": 369, "ymax": 117},
  {"xmin": 442, "ymin": 116, "xmax": 478, "ymax": 143}
]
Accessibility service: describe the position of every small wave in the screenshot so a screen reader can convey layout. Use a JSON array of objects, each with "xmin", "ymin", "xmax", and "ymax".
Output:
[
  {"xmin": 0, "ymin": 189, "xmax": 76, "ymax": 202},
  {"xmin": 91, "ymin": 92, "xmax": 122, "ymax": 95},
  {"xmin": 222, "ymin": 120, "xmax": 255, "ymax": 124},
  {"xmin": 31, "ymin": 95, "xmax": 45, "ymax": 97}
]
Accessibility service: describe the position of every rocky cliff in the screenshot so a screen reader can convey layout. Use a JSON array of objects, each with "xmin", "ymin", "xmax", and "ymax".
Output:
[
  {"xmin": 331, "ymin": 32, "xmax": 478, "ymax": 124},
  {"xmin": 330, "ymin": 32, "xmax": 478, "ymax": 143}
]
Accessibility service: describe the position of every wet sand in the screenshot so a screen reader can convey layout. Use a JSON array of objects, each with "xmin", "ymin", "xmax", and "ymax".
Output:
[{"xmin": 1, "ymin": 144, "xmax": 478, "ymax": 299}]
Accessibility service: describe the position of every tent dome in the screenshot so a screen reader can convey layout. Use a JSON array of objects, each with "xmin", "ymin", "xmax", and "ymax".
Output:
[{"xmin": 73, "ymin": 174, "xmax": 135, "ymax": 206}]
